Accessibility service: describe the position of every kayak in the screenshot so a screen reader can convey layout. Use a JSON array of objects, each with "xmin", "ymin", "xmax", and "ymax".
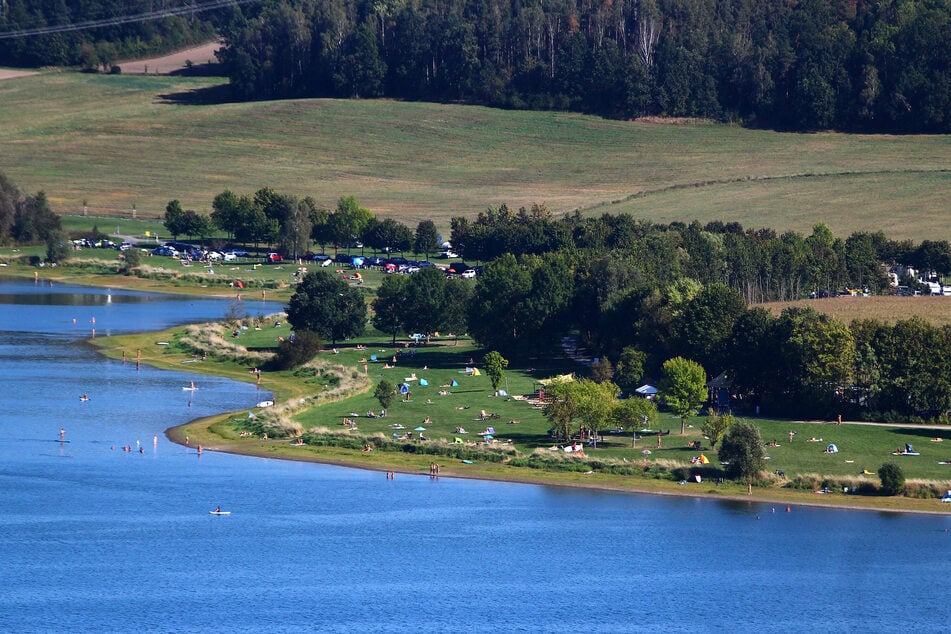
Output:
[{"xmin": 209, "ymin": 510, "xmax": 231, "ymax": 515}]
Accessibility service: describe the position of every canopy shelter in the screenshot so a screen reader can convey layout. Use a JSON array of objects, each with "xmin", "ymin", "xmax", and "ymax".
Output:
[
  {"xmin": 634, "ymin": 384, "xmax": 658, "ymax": 399},
  {"xmin": 707, "ymin": 371, "xmax": 734, "ymax": 412}
]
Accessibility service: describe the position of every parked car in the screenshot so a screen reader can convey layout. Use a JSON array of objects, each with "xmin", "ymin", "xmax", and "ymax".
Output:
[
  {"xmin": 418, "ymin": 260, "xmax": 436, "ymax": 268},
  {"xmin": 308, "ymin": 253, "xmax": 331, "ymax": 262},
  {"xmin": 460, "ymin": 269, "xmax": 477, "ymax": 279},
  {"xmin": 265, "ymin": 252, "xmax": 284, "ymax": 264},
  {"xmin": 222, "ymin": 251, "xmax": 238, "ymax": 261},
  {"xmin": 151, "ymin": 246, "xmax": 178, "ymax": 257}
]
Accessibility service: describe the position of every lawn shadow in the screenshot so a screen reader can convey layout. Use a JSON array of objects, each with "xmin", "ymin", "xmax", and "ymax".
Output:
[
  {"xmin": 886, "ymin": 427, "xmax": 951, "ymax": 441},
  {"xmin": 156, "ymin": 82, "xmax": 235, "ymax": 106}
]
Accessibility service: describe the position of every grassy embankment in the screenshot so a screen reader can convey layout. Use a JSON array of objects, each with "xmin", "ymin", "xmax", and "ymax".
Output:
[
  {"xmin": 90, "ymin": 315, "xmax": 951, "ymax": 514},
  {"xmin": 0, "ymin": 71, "xmax": 948, "ymax": 239}
]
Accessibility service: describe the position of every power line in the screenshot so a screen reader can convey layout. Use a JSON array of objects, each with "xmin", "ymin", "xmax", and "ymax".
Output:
[{"xmin": 0, "ymin": 0, "xmax": 260, "ymax": 40}]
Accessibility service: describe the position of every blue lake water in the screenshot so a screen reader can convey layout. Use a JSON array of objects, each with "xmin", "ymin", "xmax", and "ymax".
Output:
[{"xmin": 1, "ymin": 278, "xmax": 950, "ymax": 633}]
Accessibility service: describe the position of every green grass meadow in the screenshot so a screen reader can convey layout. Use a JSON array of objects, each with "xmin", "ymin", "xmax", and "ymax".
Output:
[
  {"xmin": 1, "ymin": 71, "xmax": 948, "ymax": 239},
  {"xmin": 163, "ymin": 324, "xmax": 951, "ymax": 484}
]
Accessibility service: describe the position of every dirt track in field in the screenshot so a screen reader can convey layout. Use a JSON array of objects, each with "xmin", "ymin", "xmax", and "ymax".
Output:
[
  {"xmin": 0, "ymin": 41, "xmax": 221, "ymax": 81},
  {"xmin": 118, "ymin": 41, "xmax": 221, "ymax": 75},
  {"xmin": 0, "ymin": 68, "xmax": 39, "ymax": 81}
]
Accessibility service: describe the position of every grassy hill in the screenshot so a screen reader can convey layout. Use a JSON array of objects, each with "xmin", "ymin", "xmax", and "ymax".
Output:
[{"xmin": 0, "ymin": 71, "xmax": 948, "ymax": 239}]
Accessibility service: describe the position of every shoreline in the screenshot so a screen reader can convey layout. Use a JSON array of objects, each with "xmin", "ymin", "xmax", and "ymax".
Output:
[
  {"xmin": 19, "ymin": 270, "xmax": 948, "ymax": 516},
  {"xmin": 165, "ymin": 416, "xmax": 951, "ymax": 516}
]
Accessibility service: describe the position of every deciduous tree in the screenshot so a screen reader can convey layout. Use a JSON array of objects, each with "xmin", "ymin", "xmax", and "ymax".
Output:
[
  {"xmin": 718, "ymin": 420, "xmax": 766, "ymax": 482},
  {"xmin": 482, "ymin": 350, "xmax": 509, "ymax": 393},
  {"xmin": 660, "ymin": 356, "xmax": 707, "ymax": 435},
  {"xmin": 286, "ymin": 270, "xmax": 366, "ymax": 345}
]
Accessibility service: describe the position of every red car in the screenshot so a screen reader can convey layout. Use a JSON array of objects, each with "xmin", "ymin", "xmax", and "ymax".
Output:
[{"xmin": 265, "ymin": 252, "xmax": 284, "ymax": 263}]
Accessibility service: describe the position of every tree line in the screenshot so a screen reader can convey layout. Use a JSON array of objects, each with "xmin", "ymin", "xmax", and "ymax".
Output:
[
  {"xmin": 167, "ymin": 188, "xmax": 442, "ymax": 258},
  {"xmin": 216, "ymin": 0, "xmax": 950, "ymax": 132},
  {"xmin": 451, "ymin": 205, "xmax": 951, "ymax": 302}
]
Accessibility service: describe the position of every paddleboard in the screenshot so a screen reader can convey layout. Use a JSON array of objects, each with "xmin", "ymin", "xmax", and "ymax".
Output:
[
  {"xmin": 183, "ymin": 386, "xmax": 198, "ymax": 391},
  {"xmin": 156, "ymin": 341, "xmax": 169, "ymax": 346},
  {"xmin": 209, "ymin": 510, "xmax": 231, "ymax": 515},
  {"xmin": 256, "ymin": 400, "xmax": 274, "ymax": 407}
]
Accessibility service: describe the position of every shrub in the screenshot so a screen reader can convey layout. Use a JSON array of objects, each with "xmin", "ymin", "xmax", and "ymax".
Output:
[
  {"xmin": 878, "ymin": 463, "xmax": 905, "ymax": 496},
  {"xmin": 120, "ymin": 248, "xmax": 141, "ymax": 273},
  {"xmin": 268, "ymin": 329, "xmax": 322, "ymax": 370}
]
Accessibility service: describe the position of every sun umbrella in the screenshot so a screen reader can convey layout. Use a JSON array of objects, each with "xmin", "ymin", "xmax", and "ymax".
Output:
[
  {"xmin": 484, "ymin": 434, "xmax": 494, "ymax": 440},
  {"xmin": 414, "ymin": 426, "xmax": 427, "ymax": 431},
  {"xmin": 642, "ymin": 449, "xmax": 652, "ymax": 455}
]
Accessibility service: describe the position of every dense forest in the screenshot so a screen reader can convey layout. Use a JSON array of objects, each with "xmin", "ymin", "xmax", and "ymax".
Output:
[
  {"xmin": 0, "ymin": 0, "xmax": 225, "ymax": 70},
  {"xmin": 1, "ymin": 0, "xmax": 948, "ymax": 132},
  {"xmin": 216, "ymin": 0, "xmax": 951, "ymax": 132}
]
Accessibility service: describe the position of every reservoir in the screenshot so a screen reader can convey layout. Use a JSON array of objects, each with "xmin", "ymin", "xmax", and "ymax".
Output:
[{"xmin": 1, "ymin": 279, "xmax": 949, "ymax": 632}]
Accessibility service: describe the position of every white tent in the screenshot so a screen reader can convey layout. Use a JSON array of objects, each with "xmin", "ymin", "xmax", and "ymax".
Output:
[{"xmin": 635, "ymin": 384, "xmax": 659, "ymax": 397}]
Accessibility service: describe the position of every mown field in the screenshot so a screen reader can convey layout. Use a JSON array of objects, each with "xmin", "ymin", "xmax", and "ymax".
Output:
[
  {"xmin": 0, "ymin": 71, "xmax": 948, "ymax": 239},
  {"xmin": 762, "ymin": 295, "xmax": 951, "ymax": 326}
]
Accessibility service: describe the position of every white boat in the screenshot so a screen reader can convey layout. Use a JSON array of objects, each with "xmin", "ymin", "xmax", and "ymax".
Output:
[{"xmin": 256, "ymin": 400, "xmax": 274, "ymax": 407}]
